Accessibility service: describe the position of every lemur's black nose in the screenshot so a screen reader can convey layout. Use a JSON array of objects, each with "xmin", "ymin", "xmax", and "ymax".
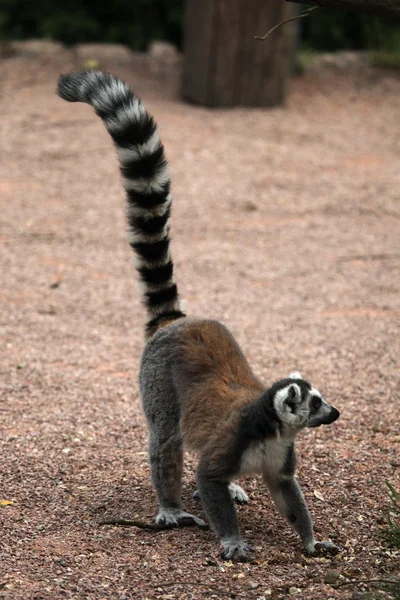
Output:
[{"xmin": 326, "ymin": 407, "xmax": 340, "ymax": 424}]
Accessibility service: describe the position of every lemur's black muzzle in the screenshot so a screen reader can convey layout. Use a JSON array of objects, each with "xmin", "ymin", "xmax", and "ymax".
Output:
[
  {"xmin": 309, "ymin": 406, "xmax": 340, "ymax": 427},
  {"xmin": 322, "ymin": 407, "xmax": 340, "ymax": 425}
]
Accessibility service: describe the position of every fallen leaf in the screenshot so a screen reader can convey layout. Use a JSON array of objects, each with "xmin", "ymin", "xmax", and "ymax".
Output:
[
  {"xmin": 84, "ymin": 59, "xmax": 99, "ymax": 69},
  {"xmin": 0, "ymin": 500, "xmax": 14, "ymax": 507},
  {"xmin": 314, "ymin": 490, "xmax": 325, "ymax": 501}
]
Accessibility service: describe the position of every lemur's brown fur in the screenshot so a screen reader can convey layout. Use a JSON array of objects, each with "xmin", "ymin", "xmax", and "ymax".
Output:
[{"xmin": 172, "ymin": 320, "xmax": 264, "ymax": 452}]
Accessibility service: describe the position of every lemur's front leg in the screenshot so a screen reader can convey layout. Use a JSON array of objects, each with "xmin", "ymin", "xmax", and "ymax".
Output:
[
  {"xmin": 197, "ymin": 470, "xmax": 253, "ymax": 561},
  {"xmin": 265, "ymin": 476, "xmax": 338, "ymax": 556}
]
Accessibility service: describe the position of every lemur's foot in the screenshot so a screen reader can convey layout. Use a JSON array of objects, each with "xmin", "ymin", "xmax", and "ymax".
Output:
[
  {"xmin": 220, "ymin": 538, "xmax": 254, "ymax": 562},
  {"xmin": 305, "ymin": 540, "xmax": 339, "ymax": 556},
  {"xmin": 194, "ymin": 483, "xmax": 249, "ymax": 505},
  {"xmin": 156, "ymin": 508, "xmax": 208, "ymax": 529}
]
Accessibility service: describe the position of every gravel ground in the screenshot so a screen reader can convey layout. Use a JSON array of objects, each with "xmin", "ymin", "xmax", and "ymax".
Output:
[{"xmin": 1, "ymin": 50, "xmax": 400, "ymax": 600}]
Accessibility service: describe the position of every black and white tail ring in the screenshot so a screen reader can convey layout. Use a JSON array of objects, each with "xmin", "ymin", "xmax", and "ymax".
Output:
[{"xmin": 57, "ymin": 71, "xmax": 185, "ymax": 336}]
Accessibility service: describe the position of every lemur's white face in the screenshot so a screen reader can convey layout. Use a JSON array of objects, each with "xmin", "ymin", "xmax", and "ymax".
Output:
[{"xmin": 273, "ymin": 372, "xmax": 340, "ymax": 431}]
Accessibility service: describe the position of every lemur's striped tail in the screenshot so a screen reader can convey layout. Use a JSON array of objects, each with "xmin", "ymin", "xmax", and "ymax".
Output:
[{"xmin": 57, "ymin": 71, "xmax": 185, "ymax": 337}]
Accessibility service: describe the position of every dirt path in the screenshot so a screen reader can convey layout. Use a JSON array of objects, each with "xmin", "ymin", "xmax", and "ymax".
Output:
[{"xmin": 1, "ymin": 51, "xmax": 399, "ymax": 600}]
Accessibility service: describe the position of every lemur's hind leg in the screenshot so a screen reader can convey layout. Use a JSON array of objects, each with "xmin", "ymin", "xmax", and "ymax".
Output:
[
  {"xmin": 141, "ymin": 344, "xmax": 206, "ymax": 529},
  {"xmin": 149, "ymin": 431, "xmax": 206, "ymax": 528}
]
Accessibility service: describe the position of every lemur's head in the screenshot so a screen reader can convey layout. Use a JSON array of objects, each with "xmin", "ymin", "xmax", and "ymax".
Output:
[{"xmin": 272, "ymin": 372, "xmax": 340, "ymax": 431}]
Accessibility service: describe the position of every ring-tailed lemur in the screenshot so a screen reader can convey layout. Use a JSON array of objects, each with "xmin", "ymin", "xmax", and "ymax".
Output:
[{"xmin": 57, "ymin": 71, "xmax": 340, "ymax": 561}]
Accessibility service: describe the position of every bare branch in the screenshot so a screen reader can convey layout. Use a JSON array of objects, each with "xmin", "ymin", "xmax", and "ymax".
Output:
[
  {"xmin": 156, "ymin": 581, "xmax": 252, "ymax": 598},
  {"xmin": 335, "ymin": 578, "xmax": 400, "ymax": 588},
  {"xmin": 286, "ymin": 0, "xmax": 400, "ymax": 20},
  {"xmin": 99, "ymin": 517, "xmax": 209, "ymax": 530},
  {"xmin": 337, "ymin": 253, "xmax": 400, "ymax": 262},
  {"xmin": 255, "ymin": 6, "xmax": 318, "ymax": 41}
]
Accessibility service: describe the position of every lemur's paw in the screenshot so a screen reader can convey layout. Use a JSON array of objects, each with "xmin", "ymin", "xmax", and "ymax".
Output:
[
  {"xmin": 228, "ymin": 483, "xmax": 249, "ymax": 505},
  {"xmin": 220, "ymin": 539, "xmax": 254, "ymax": 562},
  {"xmin": 305, "ymin": 540, "xmax": 339, "ymax": 556},
  {"xmin": 315, "ymin": 541, "xmax": 339, "ymax": 555},
  {"xmin": 156, "ymin": 509, "xmax": 208, "ymax": 529},
  {"xmin": 194, "ymin": 483, "xmax": 249, "ymax": 505}
]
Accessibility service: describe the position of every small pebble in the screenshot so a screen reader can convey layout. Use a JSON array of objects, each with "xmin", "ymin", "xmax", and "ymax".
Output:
[
  {"xmin": 289, "ymin": 587, "xmax": 302, "ymax": 595},
  {"xmin": 324, "ymin": 569, "xmax": 341, "ymax": 585},
  {"xmin": 247, "ymin": 580, "xmax": 259, "ymax": 590}
]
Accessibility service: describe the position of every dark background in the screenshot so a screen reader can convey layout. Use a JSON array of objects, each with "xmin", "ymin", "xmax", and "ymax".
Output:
[{"xmin": 1, "ymin": 0, "xmax": 399, "ymax": 53}]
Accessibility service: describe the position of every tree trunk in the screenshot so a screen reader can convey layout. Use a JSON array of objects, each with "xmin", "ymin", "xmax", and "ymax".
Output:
[
  {"xmin": 182, "ymin": 0, "xmax": 297, "ymax": 107},
  {"xmin": 287, "ymin": 0, "xmax": 400, "ymax": 19}
]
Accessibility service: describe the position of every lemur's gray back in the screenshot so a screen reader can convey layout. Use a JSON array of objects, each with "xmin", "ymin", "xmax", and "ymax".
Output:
[{"xmin": 57, "ymin": 71, "xmax": 185, "ymax": 337}]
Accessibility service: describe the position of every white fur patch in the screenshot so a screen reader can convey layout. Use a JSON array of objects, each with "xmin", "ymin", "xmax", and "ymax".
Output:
[
  {"xmin": 91, "ymin": 81, "xmax": 130, "ymax": 113},
  {"xmin": 241, "ymin": 436, "xmax": 294, "ymax": 478},
  {"xmin": 274, "ymin": 384, "xmax": 301, "ymax": 409},
  {"xmin": 135, "ymin": 278, "xmax": 175, "ymax": 297},
  {"xmin": 131, "ymin": 249, "xmax": 171, "ymax": 270},
  {"xmin": 126, "ymin": 193, "xmax": 172, "ymax": 218},
  {"xmin": 148, "ymin": 298, "xmax": 182, "ymax": 317},
  {"xmin": 127, "ymin": 222, "xmax": 169, "ymax": 245},
  {"xmin": 288, "ymin": 371, "xmax": 302, "ymax": 380},
  {"xmin": 273, "ymin": 384, "xmax": 309, "ymax": 429},
  {"xmin": 105, "ymin": 97, "xmax": 146, "ymax": 132},
  {"xmin": 122, "ymin": 162, "xmax": 170, "ymax": 194},
  {"xmin": 117, "ymin": 130, "xmax": 161, "ymax": 163},
  {"xmin": 310, "ymin": 387, "xmax": 322, "ymax": 398}
]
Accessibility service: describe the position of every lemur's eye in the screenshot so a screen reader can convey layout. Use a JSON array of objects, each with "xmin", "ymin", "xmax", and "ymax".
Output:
[{"xmin": 311, "ymin": 396, "xmax": 322, "ymax": 411}]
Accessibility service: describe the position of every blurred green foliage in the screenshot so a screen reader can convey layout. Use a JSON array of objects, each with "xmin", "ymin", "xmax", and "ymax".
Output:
[
  {"xmin": 301, "ymin": 6, "xmax": 400, "ymax": 53},
  {"xmin": 0, "ymin": 0, "xmax": 184, "ymax": 50},
  {"xmin": 0, "ymin": 0, "xmax": 398, "ymax": 54}
]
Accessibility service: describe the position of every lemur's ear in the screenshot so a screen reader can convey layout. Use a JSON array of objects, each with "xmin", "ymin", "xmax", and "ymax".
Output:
[
  {"xmin": 288, "ymin": 371, "xmax": 302, "ymax": 380},
  {"xmin": 284, "ymin": 384, "xmax": 299, "ymax": 411}
]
